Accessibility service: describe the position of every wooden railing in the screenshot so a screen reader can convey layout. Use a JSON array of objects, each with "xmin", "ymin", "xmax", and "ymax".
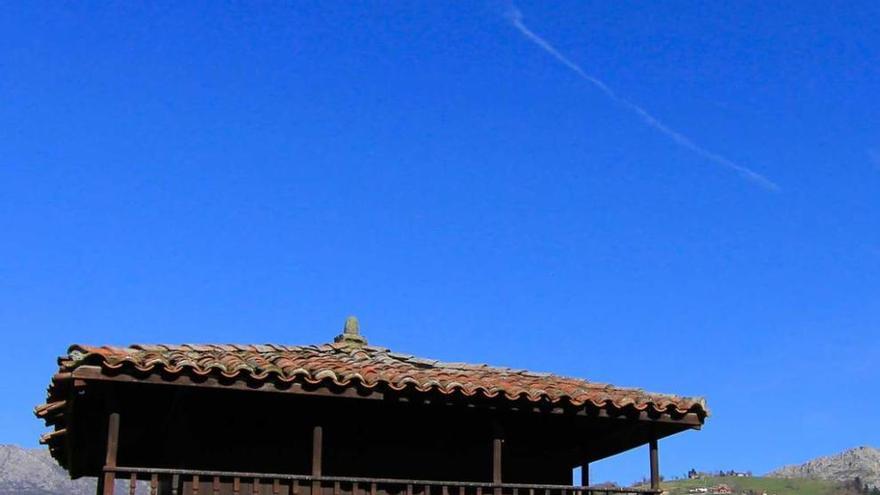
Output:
[{"xmin": 102, "ymin": 467, "xmax": 662, "ymax": 495}]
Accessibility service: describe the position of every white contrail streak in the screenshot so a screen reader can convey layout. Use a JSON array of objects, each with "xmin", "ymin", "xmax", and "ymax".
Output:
[{"xmin": 506, "ymin": 7, "xmax": 779, "ymax": 191}]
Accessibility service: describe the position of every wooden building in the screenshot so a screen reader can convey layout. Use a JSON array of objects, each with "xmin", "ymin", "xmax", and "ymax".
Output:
[{"xmin": 35, "ymin": 317, "xmax": 708, "ymax": 495}]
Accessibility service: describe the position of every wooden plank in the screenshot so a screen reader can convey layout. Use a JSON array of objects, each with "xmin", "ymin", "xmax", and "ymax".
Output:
[
  {"xmin": 254, "ymin": 478, "xmax": 261, "ymax": 495},
  {"xmin": 151, "ymin": 474, "xmax": 158, "ymax": 495},
  {"xmin": 172, "ymin": 474, "xmax": 180, "ymax": 495},
  {"xmin": 370, "ymin": 482, "xmax": 377, "ymax": 495},
  {"xmin": 274, "ymin": 479, "xmax": 281, "ymax": 495},
  {"xmin": 293, "ymin": 480, "xmax": 300, "ymax": 495},
  {"xmin": 129, "ymin": 473, "xmax": 137, "ymax": 495},
  {"xmin": 214, "ymin": 477, "xmax": 221, "ymax": 495},
  {"xmin": 234, "ymin": 477, "xmax": 241, "ymax": 495},
  {"xmin": 194, "ymin": 475, "xmax": 200, "ymax": 495}
]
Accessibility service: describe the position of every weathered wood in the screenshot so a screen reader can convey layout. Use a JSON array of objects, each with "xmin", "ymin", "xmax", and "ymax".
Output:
[
  {"xmin": 492, "ymin": 437, "xmax": 502, "ymax": 484},
  {"xmin": 312, "ymin": 426, "xmax": 323, "ymax": 475},
  {"xmin": 312, "ymin": 425, "xmax": 323, "ymax": 495},
  {"xmin": 98, "ymin": 467, "xmax": 673, "ymax": 495},
  {"xmin": 72, "ymin": 366, "xmax": 383, "ymax": 401},
  {"xmin": 649, "ymin": 439, "xmax": 659, "ymax": 490},
  {"xmin": 69, "ymin": 366, "xmax": 703, "ymax": 427},
  {"xmin": 492, "ymin": 433, "xmax": 503, "ymax": 495},
  {"xmin": 101, "ymin": 412, "xmax": 120, "ymax": 495}
]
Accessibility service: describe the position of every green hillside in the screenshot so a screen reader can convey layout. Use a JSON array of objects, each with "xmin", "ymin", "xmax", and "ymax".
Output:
[{"xmin": 649, "ymin": 476, "xmax": 848, "ymax": 495}]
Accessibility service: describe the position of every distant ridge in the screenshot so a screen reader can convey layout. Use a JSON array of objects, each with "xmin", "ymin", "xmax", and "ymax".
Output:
[
  {"xmin": 769, "ymin": 446, "xmax": 880, "ymax": 489},
  {"xmin": 0, "ymin": 444, "xmax": 93, "ymax": 495}
]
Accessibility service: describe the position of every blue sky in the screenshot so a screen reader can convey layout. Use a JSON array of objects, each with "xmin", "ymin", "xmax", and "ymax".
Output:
[{"xmin": 1, "ymin": 0, "xmax": 878, "ymax": 485}]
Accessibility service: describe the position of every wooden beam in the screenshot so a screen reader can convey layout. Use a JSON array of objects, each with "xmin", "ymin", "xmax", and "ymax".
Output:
[
  {"xmin": 492, "ymin": 438, "xmax": 502, "ymax": 484},
  {"xmin": 72, "ymin": 366, "xmax": 383, "ymax": 401},
  {"xmin": 312, "ymin": 425, "xmax": 323, "ymax": 495},
  {"xmin": 101, "ymin": 411, "xmax": 120, "ymax": 495},
  {"xmin": 590, "ymin": 409, "xmax": 702, "ymax": 428},
  {"xmin": 492, "ymin": 425, "xmax": 503, "ymax": 495},
  {"xmin": 649, "ymin": 439, "xmax": 659, "ymax": 490},
  {"xmin": 71, "ymin": 365, "xmax": 703, "ymax": 427},
  {"xmin": 312, "ymin": 425, "xmax": 323, "ymax": 476}
]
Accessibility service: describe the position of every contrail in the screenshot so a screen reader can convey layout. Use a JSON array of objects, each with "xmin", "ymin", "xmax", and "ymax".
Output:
[{"xmin": 505, "ymin": 7, "xmax": 779, "ymax": 191}]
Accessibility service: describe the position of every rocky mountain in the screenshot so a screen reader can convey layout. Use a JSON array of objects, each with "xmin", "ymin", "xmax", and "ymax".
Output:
[
  {"xmin": 769, "ymin": 446, "xmax": 880, "ymax": 489},
  {"xmin": 0, "ymin": 444, "xmax": 94, "ymax": 495}
]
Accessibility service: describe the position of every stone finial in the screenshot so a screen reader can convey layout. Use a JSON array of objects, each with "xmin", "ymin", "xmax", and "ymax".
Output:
[{"xmin": 334, "ymin": 316, "xmax": 367, "ymax": 347}]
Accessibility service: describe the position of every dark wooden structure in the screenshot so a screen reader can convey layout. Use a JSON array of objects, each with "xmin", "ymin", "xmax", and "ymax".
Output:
[{"xmin": 35, "ymin": 318, "xmax": 708, "ymax": 495}]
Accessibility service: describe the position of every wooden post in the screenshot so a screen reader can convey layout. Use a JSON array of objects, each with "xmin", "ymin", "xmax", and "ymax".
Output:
[
  {"xmin": 492, "ymin": 425, "xmax": 503, "ymax": 495},
  {"xmin": 312, "ymin": 425, "xmax": 323, "ymax": 495},
  {"xmin": 581, "ymin": 463, "xmax": 589, "ymax": 488},
  {"xmin": 101, "ymin": 411, "xmax": 120, "ymax": 495},
  {"xmin": 649, "ymin": 439, "xmax": 660, "ymax": 490}
]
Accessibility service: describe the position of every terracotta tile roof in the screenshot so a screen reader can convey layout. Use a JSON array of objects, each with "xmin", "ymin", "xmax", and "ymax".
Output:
[
  {"xmin": 35, "ymin": 322, "xmax": 707, "ymax": 469},
  {"xmin": 34, "ymin": 317, "xmax": 708, "ymax": 467},
  {"xmin": 41, "ymin": 341, "xmax": 708, "ymax": 415}
]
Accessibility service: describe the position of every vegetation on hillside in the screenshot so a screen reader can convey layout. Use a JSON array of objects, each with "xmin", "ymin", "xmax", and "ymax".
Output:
[{"xmin": 647, "ymin": 476, "xmax": 880, "ymax": 495}]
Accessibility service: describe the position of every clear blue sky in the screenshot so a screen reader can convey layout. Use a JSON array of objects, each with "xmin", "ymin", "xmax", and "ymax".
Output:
[{"xmin": 1, "ymin": 0, "xmax": 878, "ymax": 485}]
